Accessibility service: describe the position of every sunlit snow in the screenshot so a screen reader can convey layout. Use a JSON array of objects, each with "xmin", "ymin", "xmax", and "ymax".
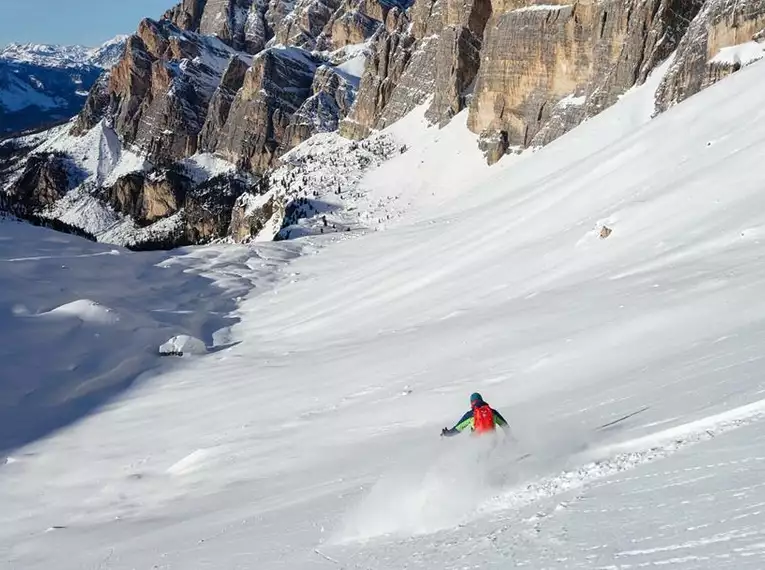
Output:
[{"xmin": 2, "ymin": 59, "xmax": 765, "ymax": 569}]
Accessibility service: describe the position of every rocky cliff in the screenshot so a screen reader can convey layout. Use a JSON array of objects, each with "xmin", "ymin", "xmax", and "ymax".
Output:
[
  {"xmin": 656, "ymin": 0, "xmax": 765, "ymax": 111},
  {"xmin": 1, "ymin": 0, "xmax": 762, "ymax": 248},
  {"xmin": 466, "ymin": 0, "xmax": 689, "ymax": 151},
  {"xmin": 346, "ymin": 0, "xmax": 761, "ymax": 162},
  {"xmin": 73, "ymin": 9, "xmax": 367, "ymax": 171}
]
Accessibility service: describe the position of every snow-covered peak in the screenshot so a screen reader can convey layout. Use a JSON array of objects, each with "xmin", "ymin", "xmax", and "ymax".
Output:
[
  {"xmin": 87, "ymin": 35, "xmax": 129, "ymax": 69},
  {"xmin": 0, "ymin": 36, "xmax": 127, "ymax": 135},
  {"xmin": 0, "ymin": 43, "xmax": 90, "ymax": 68},
  {"xmin": 95, "ymin": 34, "xmax": 130, "ymax": 49},
  {"xmin": 0, "ymin": 35, "xmax": 127, "ymax": 70}
]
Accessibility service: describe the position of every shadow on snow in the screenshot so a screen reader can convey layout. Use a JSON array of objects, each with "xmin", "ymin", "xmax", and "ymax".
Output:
[{"xmin": 0, "ymin": 221, "xmax": 239, "ymax": 455}]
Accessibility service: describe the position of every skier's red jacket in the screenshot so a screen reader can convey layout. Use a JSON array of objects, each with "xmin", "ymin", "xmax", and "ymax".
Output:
[{"xmin": 442, "ymin": 401, "xmax": 508, "ymax": 437}]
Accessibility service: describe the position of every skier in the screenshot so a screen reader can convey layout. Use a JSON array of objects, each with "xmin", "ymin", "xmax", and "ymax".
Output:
[{"xmin": 441, "ymin": 392, "xmax": 509, "ymax": 437}]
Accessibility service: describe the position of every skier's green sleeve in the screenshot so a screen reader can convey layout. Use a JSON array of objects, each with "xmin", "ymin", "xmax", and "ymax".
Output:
[{"xmin": 493, "ymin": 409, "xmax": 509, "ymax": 428}]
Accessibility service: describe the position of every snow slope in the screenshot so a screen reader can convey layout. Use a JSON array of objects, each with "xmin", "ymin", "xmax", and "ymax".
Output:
[
  {"xmin": 3, "ymin": 59, "xmax": 765, "ymax": 569},
  {"xmin": 0, "ymin": 219, "xmax": 305, "ymax": 453}
]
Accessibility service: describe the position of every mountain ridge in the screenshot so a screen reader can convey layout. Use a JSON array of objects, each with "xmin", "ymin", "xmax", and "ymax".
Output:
[
  {"xmin": 0, "ymin": 36, "xmax": 129, "ymax": 69},
  {"xmin": 0, "ymin": 36, "xmax": 128, "ymax": 137},
  {"xmin": 1, "ymin": 0, "xmax": 763, "ymax": 249}
]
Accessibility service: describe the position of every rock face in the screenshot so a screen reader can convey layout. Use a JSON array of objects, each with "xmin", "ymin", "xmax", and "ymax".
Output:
[
  {"xmin": 421, "ymin": 0, "xmax": 492, "ymax": 126},
  {"xmin": 198, "ymin": 56, "xmax": 251, "ymax": 151},
  {"xmin": 228, "ymin": 190, "xmax": 281, "ymax": 241},
  {"xmin": 164, "ymin": 0, "xmax": 208, "ymax": 31},
  {"xmin": 102, "ymin": 19, "xmax": 248, "ymax": 165},
  {"xmin": 100, "ymin": 169, "xmax": 265, "ymax": 247},
  {"xmin": 2, "ymin": 0, "xmax": 759, "ymax": 248},
  {"xmin": 655, "ymin": 0, "xmax": 765, "ymax": 112},
  {"xmin": 340, "ymin": 11, "xmax": 419, "ymax": 138},
  {"xmin": 344, "ymin": 0, "xmax": 699, "ymax": 149},
  {"xmin": 275, "ymin": 0, "xmax": 345, "ymax": 48},
  {"xmin": 1, "ymin": 0, "xmax": 377, "ymax": 249},
  {"xmin": 202, "ymin": 47, "xmax": 356, "ymax": 172},
  {"xmin": 186, "ymin": 175, "xmax": 257, "ymax": 242},
  {"xmin": 343, "ymin": 0, "xmax": 704, "ymax": 148},
  {"xmin": 324, "ymin": 5, "xmax": 379, "ymax": 48},
  {"xmin": 318, "ymin": 0, "xmax": 407, "ymax": 49},
  {"xmin": 173, "ymin": 0, "xmax": 273, "ymax": 53},
  {"xmin": 466, "ymin": 0, "xmax": 704, "ymax": 154},
  {"xmin": 164, "ymin": 0, "xmax": 401, "ymax": 54},
  {"xmin": 478, "ymin": 130, "xmax": 509, "ymax": 166},
  {"xmin": 213, "ymin": 47, "xmax": 322, "ymax": 171},
  {"xmin": 71, "ymin": 72, "xmax": 113, "ymax": 136},
  {"xmin": 72, "ymin": 1, "xmax": 369, "ymax": 172},
  {"xmin": 285, "ymin": 65, "xmax": 358, "ymax": 147},
  {"xmin": 104, "ymin": 171, "xmax": 189, "ymax": 226},
  {"xmin": 7, "ymin": 153, "xmax": 83, "ymax": 214}
]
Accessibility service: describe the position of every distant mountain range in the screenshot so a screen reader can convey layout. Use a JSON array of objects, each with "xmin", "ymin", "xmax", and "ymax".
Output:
[{"xmin": 0, "ymin": 36, "xmax": 127, "ymax": 136}]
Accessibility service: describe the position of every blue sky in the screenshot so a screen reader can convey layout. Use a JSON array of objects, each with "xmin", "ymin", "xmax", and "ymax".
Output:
[{"xmin": 0, "ymin": 0, "xmax": 175, "ymax": 48}]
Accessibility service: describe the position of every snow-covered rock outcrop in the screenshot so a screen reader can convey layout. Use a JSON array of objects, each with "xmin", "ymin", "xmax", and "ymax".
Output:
[{"xmin": 159, "ymin": 335, "xmax": 207, "ymax": 356}]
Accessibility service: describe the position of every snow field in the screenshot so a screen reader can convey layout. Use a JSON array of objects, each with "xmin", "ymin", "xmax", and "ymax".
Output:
[{"xmin": 2, "ymin": 59, "xmax": 765, "ymax": 569}]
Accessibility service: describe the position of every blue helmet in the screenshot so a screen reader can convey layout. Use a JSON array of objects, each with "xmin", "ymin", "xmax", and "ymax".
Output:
[{"xmin": 470, "ymin": 392, "xmax": 483, "ymax": 405}]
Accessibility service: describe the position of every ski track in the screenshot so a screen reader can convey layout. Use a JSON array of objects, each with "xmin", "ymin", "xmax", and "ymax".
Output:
[
  {"xmin": 337, "ymin": 397, "xmax": 765, "ymax": 549},
  {"xmin": 486, "ymin": 397, "xmax": 765, "ymax": 516},
  {"xmin": 327, "ymin": 410, "xmax": 765, "ymax": 569}
]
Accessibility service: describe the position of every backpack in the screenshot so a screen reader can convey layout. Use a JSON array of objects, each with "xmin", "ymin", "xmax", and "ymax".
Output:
[{"xmin": 473, "ymin": 404, "xmax": 495, "ymax": 434}]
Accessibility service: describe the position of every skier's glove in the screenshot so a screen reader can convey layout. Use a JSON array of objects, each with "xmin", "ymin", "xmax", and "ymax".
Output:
[{"xmin": 440, "ymin": 427, "xmax": 449, "ymax": 437}]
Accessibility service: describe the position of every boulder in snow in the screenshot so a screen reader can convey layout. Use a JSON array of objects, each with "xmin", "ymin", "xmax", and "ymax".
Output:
[{"xmin": 159, "ymin": 335, "xmax": 207, "ymax": 357}]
